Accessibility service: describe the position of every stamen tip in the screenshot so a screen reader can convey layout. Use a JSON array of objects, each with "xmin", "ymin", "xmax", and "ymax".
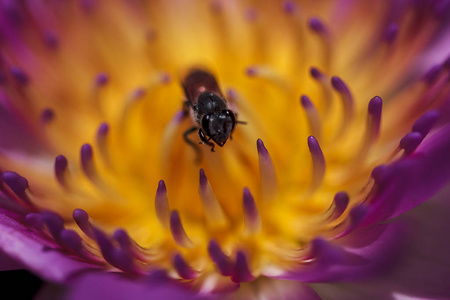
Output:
[
  {"xmin": 308, "ymin": 17, "xmax": 326, "ymax": 33},
  {"xmin": 96, "ymin": 72, "xmax": 109, "ymax": 87},
  {"xmin": 41, "ymin": 108, "xmax": 55, "ymax": 123},
  {"xmin": 310, "ymin": 67, "xmax": 324, "ymax": 80},
  {"xmin": 331, "ymin": 76, "xmax": 347, "ymax": 93},
  {"xmin": 300, "ymin": 95, "xmax": 312, "ymax": 108},
  {"xmin": 368, "ymin": 96, "xmax": 382, "ymax": 115},
  {"xmin": 97, "ymin": 122, "xmax": 109, "ymax": 137},
  {"xmin": 282, "ymin": 1, "xmax": 297, "ymax": 14}
]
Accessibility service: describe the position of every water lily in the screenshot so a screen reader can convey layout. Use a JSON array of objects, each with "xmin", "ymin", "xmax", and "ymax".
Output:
[{"xmin": 0, "ymin": 0, "xmax": 450, "ymax": 299}]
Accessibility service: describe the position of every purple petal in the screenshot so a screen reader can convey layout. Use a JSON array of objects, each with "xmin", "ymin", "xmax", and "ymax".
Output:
[
  {"xmin": 66, "ymin": 272, "xmax": 206, "ymax": 300},
  {"xmin": 269, "ymin": 221, "xmax": 404, "ymax": 282},
  {"xmin": 0, "ymin": 210, "xmax": 95, "ymax": 282},
  {"xmin": 312, "ymin": 184, "xmax": 450, "ymax": 299},
  {"xmin": 363, "ymin": 124, "xmax": 450, "ymax": 225}
]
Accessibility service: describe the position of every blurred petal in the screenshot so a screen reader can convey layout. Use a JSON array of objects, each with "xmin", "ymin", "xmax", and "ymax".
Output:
[
  {"xmin": 0, "ymin": 249, "xmax": 23, "ymax": 271},
  {"xmin": 0, "ymin": 210, "xmax": 94, "ymax": 282},
  {"xmin": 311, "ymin": 184, "xmax": 450, "ymax": 300},
  {"xmin": 66, "ymin": 271, "xmax": 206, "ymax": 300}
]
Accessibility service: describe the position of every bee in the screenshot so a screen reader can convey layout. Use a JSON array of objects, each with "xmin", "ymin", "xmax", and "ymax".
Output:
[{"xmin": 182, "ymin": 69, "xmax": 245, "ymax": 161}]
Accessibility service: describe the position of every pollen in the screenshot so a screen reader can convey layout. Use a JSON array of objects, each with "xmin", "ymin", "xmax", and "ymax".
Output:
[{"xmin": 0, "ymin": 0, "xmax": 447, "ymax": 292}]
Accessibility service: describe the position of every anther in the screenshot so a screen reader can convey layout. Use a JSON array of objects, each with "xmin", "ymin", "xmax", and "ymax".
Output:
[
  {"xmin": 257, "ymin": 139, "xmax": 278, "ymax": 202},
  {"xmin": 307, "ymin": 136, "xmax": 326, "ymax": 192},
  {"xmin": 208, "ymin": 240, "xmax": 233, "ymax": 276},
  {"xmin": 282, "ymin": 1, "xmax": 297, "ymax": 14},
  {"xmin": 308, "ymin": 17, "xmax": 331, "ymax": 70},
  {"xmin": 358, "ymin": 96, "xmax": 382, "ymax": 160},
  {"xmin": 170, "ymin": 210, "xmax": 193, "ymax": 248},
  {"xmin": 73, "ymin": 208, "xmax": 96, "ymax": 239},
  {"xmin": 25, "ymin": 213, "xmax": 44, "ymax": 229},
  {"xmin": 331, "ymin": 76, "xmax": 354, "ymax": 137},
  {"xmin": 300, "ymin": 95, "xmax": 322, "ymax": 139},
  {"xmin": 2, "ymin": 172, "xmax": 33, "ymax": 206},
  {"xmin": 384, "ymin": 23, "xmax": 398, "ymax": 44},
  {"xmin": 327, "ymin": 192, "xmax": 349, "ymax": 222},
  {"xmin": 80, "ymin": 143, "xmax": 101, "ymax": 183},
  {"xmin": 243, "ymin": 188, "xmax": 261, "ymax": 234},
  {"xmin": 399, "ymin": 132, "xmax": 423, "ymax": 156},
  {"xmin": 42, "ymin": 30, "xmax": 59, "ymax": 50},
  {"xmin": 155, "ymin": 180, "xmax": 170, "ymax": 228},
  {"xmin": 231, "ymin": 251, "xmax": 254, "ymax": 283},
  {"xmin": 10, "ymin": 66, "xmax": 29, "ymax": 85},
  {"xmin": 40, "ymin": 108, "xmax": 55, "ymax": 123},
  {"xmin": 310, "ymin": 67, "xmax": 332, "ymax": 113},
  {"xmin": 95, "ymin": 72, "xmax": 109, "ymax": 87},
  {"xmin": 245, "ymin": 66, "xmax": 291, "ymax": 92},
  {"xmin": 333, "ymin": 205, "xmax": 368, "ymax": 239},
  {"xmin": 54, "ymin": 155, "xmax": 69, "ymax": 189},
  {"xmin": 412, "ymin": 110, "xmax": 440, "ymax": 136},
  {"xmin": 96, "ymin": 123, "xmax": 112, "ymax": 168},
  {"xmin": 114, "ymin": 229, "xmax": 147, "ymax": 262},
  {"xmin": 41, "ymin": 211, "xmax": 65, "ymax": 245},
  {"xmin": 199, "ymin": 169, "xmax": 227, "ymax": 227},
  {"xmin": 173, "ymin": 253, "xmax": 199, "ymax": 279}
]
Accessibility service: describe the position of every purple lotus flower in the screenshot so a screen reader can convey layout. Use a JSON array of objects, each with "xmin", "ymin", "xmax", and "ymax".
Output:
[{"xmin": 0, "ymin": 0, "xmax": 450, "ymax": 299}]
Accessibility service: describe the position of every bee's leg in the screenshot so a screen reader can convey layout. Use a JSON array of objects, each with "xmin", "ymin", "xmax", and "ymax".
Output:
[
  {"xmin": 183, "ymin": 126, "xmax": 202, "ymax": 163},
  {"xmin": 199, "ymin": 129, "xmax": 215, "ymax": 152}
]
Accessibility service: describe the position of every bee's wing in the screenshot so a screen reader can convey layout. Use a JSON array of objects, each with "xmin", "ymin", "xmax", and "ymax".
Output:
[{"xmin": 182, "ymin": 69, "xmax": 224, "ymax": 105}]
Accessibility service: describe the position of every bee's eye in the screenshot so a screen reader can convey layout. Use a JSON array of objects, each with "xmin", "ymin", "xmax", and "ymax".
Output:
[{"xmin": 201, "ymin": 115, "xmax": 212, "ymax": 136}]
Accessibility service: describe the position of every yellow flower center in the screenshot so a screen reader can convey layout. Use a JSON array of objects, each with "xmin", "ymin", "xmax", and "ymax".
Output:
[{"xmin": 0, "ymin": 0, "xmax": 443, "ymax": 287}]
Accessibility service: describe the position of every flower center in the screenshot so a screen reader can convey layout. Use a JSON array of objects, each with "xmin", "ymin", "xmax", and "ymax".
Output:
[{"xmin": 0, "ymin": 0, "xmax": 446, "ymax": 289}]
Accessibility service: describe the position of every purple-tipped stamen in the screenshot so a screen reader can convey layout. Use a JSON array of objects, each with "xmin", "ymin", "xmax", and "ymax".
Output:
[
  {"xmin": 198, "ymin": 169, "xmax": 227, "ymax": 227},
  {"xmin": 42, "ymin": 30, "xmax": 59, "ymax": 49},
  {"xmin": 80, "ymin": 143, "xmax": 98, "ymax": 181},
  {"xmin": 25, "ymin": 213, "xmax": 44, "ymax": 229},
  {"xmin": 412, "ymin": 110, "xmax": 440, "ymax": 136},
  {"xmin": 54, "ymin": 155, "xmax": 69, "ymax": 189},
  {"xmin": 308, "ymin": 17, "xmax": 326, "ymax": 33},
  {"xmin": 2, "ymin": 171, "xmax": 32, "ymax": 205},
  {"xmin": 244, "ymin": 8, "xmax": 258, "ymax": 22},
  {"xmin": 331, "ymin": 76, "xmax": 354, "ymax": 136},
  {"xmin": 96, "ymin": 122, "xmax": 113, "ymax": 168},
  {"xmin": 41, "ymin": 211, "xmax": 65, "ymax": 245},
  {"xmin": 309, "ymin": 238, "xmax": 342, "ymax": 265},
  {"xmin": 307, "ymin": 136, "xmax": 326, "ymax": 192},
  {"xmin": 300, "ymin": 95, "xmax": 322, "ymax": 139},
  {"xmin": 170, "ymin": 210, "xmax": 193, "ymax": 248},
  {"xmin": 95, "ymin": 72, "xmax": 109, "ymax": 87},
  {"xmin": 399, "ymin": 132, "xmax": 424, "ymax": 155},
  {"xmin": 257, "ymin": 139, "xmax": 278, "ymax": 202},
  {"xmin": 155, "ymin": 180, "xmax": 170, "ymax": 228},
  {"xmin": 114, "ymin": 229, "xmax": 146, "ymax": 262},
  {"xmin": 327, "ymin": 191, "xmax": 349, "ymax": 222},
  {"xmin": 282, "ymin": 0, "xmax": 297, "ymax": 14},
  {"xmin": 243, "ymin": 188, "xmax": 261, "ymax": 234},
  {"xmin": 73, "ymin": 208, "xmax": 96, "ymax": 239},
  {"xmin": 384, "ymin": 22, "xmax": 398, "ymax": 44},
  {"xmin": 40, "ymin": 108, "xmax": 55, "ymax": 123},
  {"xmin": 359, "ymin": 96, "xmax": 382, "ymax": 157},
  {"xmin": 333, "ymin": 205, "xmax": 369, "ymax": 239},
  {"xmin": 93, "ymin": 228, "xmax": 116, "ymax": 265},
  {"xmin": 173, "ymin": 253, "xmax": 198, "ymax": 279},
  {"xmin": 208, "ymin": 240, "xmax": 233, "ymax": 276},
  {"xmin": 310, "ymin": 67, "xmax": 324, "ymax": 80},
  {"xmin": 231, "ymin": 251, "xmax": 254, "ymax": 283},
  {"xmin": 245, "ymin": 66, "xmax": 257, "ymax": 77},
  {"xmin": 10, "ymin": 66, "xmax": 29, "ymax": 85}
]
